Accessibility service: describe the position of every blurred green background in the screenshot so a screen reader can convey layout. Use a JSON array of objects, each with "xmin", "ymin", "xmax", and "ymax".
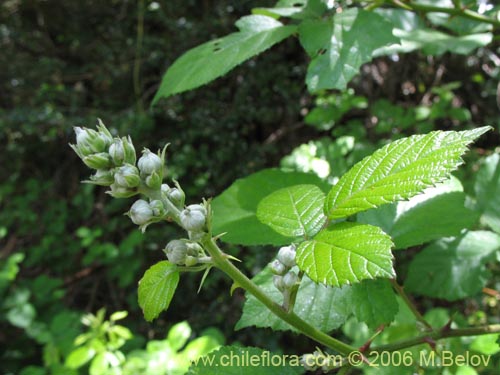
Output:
[{"xmin": 1, "ymin": 1, "xmax": 499, "ymax": 374}]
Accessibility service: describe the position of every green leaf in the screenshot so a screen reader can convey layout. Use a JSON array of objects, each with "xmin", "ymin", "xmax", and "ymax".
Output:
[
  {"xmin": 325, "ymin": 127, "xmax": 490, "ymax": 220},
  {"xmin": 374, "ymin": 9, "xmax": 492, "ymax": 56},
  {"xmin": 187, "ymin": 345, "xmax": 304, "ymax": 374},
  {"xmin": 89, "ymin": 352, "xmax": 108, "ymax": 375},
  {"xmin": 65, "ymin": 346, "xmax": 96, "ymax": 369},
  {"xmin": 152, "ymin": 15, "xmax": 296, "ymax": 102},
  {"xmin": 256, "ymin": 185, "xmax": 326, "ymax": 238},
  {"xmin": 358, "ymin": 177, "xmax": 479, "ymax": 249},
  {"xmin": 405, "ymin": 231, "xmax": 500, "ymax": 301},
  {"xmin": 469, "ymin": 334, "xmax": 500, "ymax": 356},
  {"xmin": 211, "ymin": 169, "xmax": 330, "ymax": 245},
  {"xmin": 167, "ymin": 321, "xmax": 192, "ymax": 351},
  {"xmin": 296, "ymin": 222, "xmax": 394, "ymax": 287},
  {"xmin": 138, "ymin": 261, "xmax": 180, "ymax": 321},
  {"xmin": 304, "ymin": 8, "xmax": 399, "ymax": 92},
  {"xmin": 349, "ymin": 279, "xmax": 399, "ymax": 329},
  {"xmin": 474, "ymin": 153, "xmax": 500, "ymax": 233},
  {"xmin": 236, "ymin": 266, "xmax": 352, "ymax": 332}
]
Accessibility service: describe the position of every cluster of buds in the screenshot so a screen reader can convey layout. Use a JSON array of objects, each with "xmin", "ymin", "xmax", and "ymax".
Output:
[
  {"xmin": 164, "ymin": 239, "xmax": 209, "ymax": 267},
  {"xmin": 72, "ymin": 121, "xmax": 214, "ymax": 270},
  {"xmin": 270, "ymin": 245, "xmax": 298, "ymax": 292}
]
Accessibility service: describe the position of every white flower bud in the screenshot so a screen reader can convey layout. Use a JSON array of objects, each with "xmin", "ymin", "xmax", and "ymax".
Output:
[
  {"xmin": 107, "ymin": 183, "xmax": 137, "ymax": 198},
  {"xmin": 167, "ymin": 188, "xmax": 185, "ymax": 208},
  {"xmin": 164, "ymin": 239, "xmax": 188, "ymax": 265},
  {"xmin": 270, "ymin": 260, "xmax": 286, "ymax": 275},
  {"xmin": 161, "ymin": 183, "xmax": 170, "ymax": 194},
  {"xmin": 108, "ymin": 139, "xmax": 125, "ymax": 166},
  {"xmin": 277, "ymin": 245, "xmax": 296, "ymax": 268},
  {"xmin": 283, "ymin": 271, "xmax": 298, "ymax": 289},
  {"xmin": 180, "ymin": 204, "xmax": 207, "ymax": 232},
  {"xmin": 145, "ymin": 171, "xmax": 162, "ymax": 189},
  {"xmin": 88, "ymin": 169, "xmax": 114, "ymax": 186},
  {"xmin": 82, "ymin": 152, "xmax": 113, "ymax": 170},
  {"xmin": 128, "ymin": 199, "xmax": 153, "ymax": 225},
  {"xmin": 149, "ymin": 200, "xmax": 166, "ymax": 217},
  {"xmin": 273, "ymin": 275, "xmax": 285, "ymax": 292},
  {"xmin": 138, "ymin": 148, "xmax": 162, "ymax": 175},
  {"xmin": 114, "ymin": 164, "xmax": 141, "ymax": 188}
]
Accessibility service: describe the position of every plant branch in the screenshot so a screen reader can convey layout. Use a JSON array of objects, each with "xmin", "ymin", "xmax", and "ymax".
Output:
[
  {"xmin": 387, "ymin": 0, "xmax": 500, "ymax": 28},
  {"xmin": 371, "ymin": 324, "xmax": 500, "ymax": 353},
  {"xmin": 390, "ymin": 279, "xmax": 433, "ymax": 331},
  {"xmin": 201, "ymin": 236, "xmax": 357, "ymax": 356}
]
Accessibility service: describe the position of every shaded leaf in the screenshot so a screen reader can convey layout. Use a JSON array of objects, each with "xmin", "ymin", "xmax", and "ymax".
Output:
[
  {"xmin": 236, "ymin": 266, "xmax": 352, "ymax": 332},
  {"xmin": 153, "ymin": 16, "xmax": 296, "ymax": 102},
  {"xmin": 296, "ymin": 222, "xmax": 394, "ymax": 287},
  {"xmin": 211, "ymin": 169, "xmax": 330, "ymax": 245},
  {"xmin": 349, "ymin": 279, "xmax": 399, "ymax": 329},
  {"xmin": 325, "ymin": 127, "xmax": 490, "ymax": 220},
  {"xmin": 304, "ymin": 8, "xmax": 399, "ymax": 91},
  {"xmin": 405, "ymin": 231, "xmax": 500, "ymax": 301},
  {"xmin": 138, "ymin": 261, "xmax": 179, "ymax": 321},
  {"xmin": 474, "ymin": 153, "xmax": 500, "ymax": 233},
  {"xmin": 256, "ymin": 184, "xmax": 326, "ymax": 238},
  {"xmin": 358, "ymin": 177, "xmax": 479, "ymax": 249}
]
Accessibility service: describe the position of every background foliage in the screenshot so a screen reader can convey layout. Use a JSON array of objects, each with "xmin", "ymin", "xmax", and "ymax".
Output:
[{"xmin": 1, "ymin": 0, "xmax": 499, "ymax": 374}]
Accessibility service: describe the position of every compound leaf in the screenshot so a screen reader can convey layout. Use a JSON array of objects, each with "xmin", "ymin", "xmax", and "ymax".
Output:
[
  {"xmin": 153, "ymin": 15, "xmax": 296, "ymax": 102},
  {"xmin": 256, "ymin": 185, "xmax": 326, "ymax": 239},
  {"xmin": 325, "ymin": 127, "xmax": 490, "ymax": 220},
  {"xmin": 296, "ymin": 222, "xmax": 394, "ymax": 287},
  {"xmin": 138, "ymin": 261, "xmax": 179, "ymax": 321}
]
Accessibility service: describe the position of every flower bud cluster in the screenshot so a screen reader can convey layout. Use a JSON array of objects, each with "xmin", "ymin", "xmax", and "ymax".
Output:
[
  {"xmin": 164, "ymin": 239, "xmax": 206, "ymax": 267},
  {"xmin": 126, "ymin": 198, "xmax": 169, "ymax": 232},
  {"xmin": 270, "ymin": 245, "xmax": 298, "ymax": 293}
]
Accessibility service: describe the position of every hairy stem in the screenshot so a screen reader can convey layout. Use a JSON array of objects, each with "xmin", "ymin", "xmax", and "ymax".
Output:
[{"xmin": 201, "ymin": 236, "xmax": 357, "ymax": 356}]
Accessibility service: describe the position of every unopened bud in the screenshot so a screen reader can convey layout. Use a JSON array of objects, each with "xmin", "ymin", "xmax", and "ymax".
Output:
[
  {"xmin": 88, "ymin": 169, "xmax": 114, "ymax": 186},
  {"xmin": 114, "ymin": 164, "xmax": 141, "ymax": 188},
  {"xmin": 270, "ymin": 260, "xmax": 286, "ymax": 275},
  {"xmin": 145, "ymin": 171, "xmax": 162, "ymax": 189},
  {"xmin": 180, "ymin": 204, "xmax": 207, "ymax": 232},
  {"xmin": 107, "ymin": 183, "xmax": 137, "ymax": 198},
  {"xmin": 273, "ymin": 275, "xmax": 285, "ymax": 292},
  {"xmin": 277, "ymin": 245, "xmax": 296, "ymax": 268},
  {"xmin": 164, "ymin": 240, "xmax": 188, "ymax": 265},
  {"xmin": 185, "ymin": 256, "xmax": 198, "ymax": 267},
  {"xmin": 283, "ymin": 271, "xmax": 298, "ymax": 289},
  {"xmin": 128, "ymin": 199, "xmax": 153, "ymax": 225},
  {"xmin": 138, "ymin": 148, "xmax": 162, "ymax": 176},
  {"xmin": 149, "ymin": 200, "xmax": 167, "ymax": 217},
  {"xmin": 82, "ymin": 152, "xmax": 113, "ymax": 170},
  {"xmin": 167, "ymin": 188, "xmax": 185, "ymax": 208}
]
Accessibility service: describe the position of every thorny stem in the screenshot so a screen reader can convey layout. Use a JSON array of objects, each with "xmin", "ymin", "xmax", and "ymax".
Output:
[
  {"xmin": 390, "ymin": 278, "xmax": 433, "ymax": 331},
  {"xmin": 371, "ymin": 324, "xmax": 500, "ymax": 353},
  {"xmin": 201, "ymin": 235, "xmax": 358, "ymax": 357}
]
